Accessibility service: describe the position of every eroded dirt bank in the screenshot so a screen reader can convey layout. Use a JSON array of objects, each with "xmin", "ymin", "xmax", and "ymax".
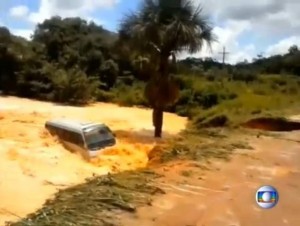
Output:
[{"xmin": 0, "ymin": 96, "xmax": 187, "ymax": 225}]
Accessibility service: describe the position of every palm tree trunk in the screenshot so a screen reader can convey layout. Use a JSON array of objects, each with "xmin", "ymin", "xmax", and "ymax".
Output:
[
  {"xmin": 152, "ymin": 54, "xmax": 169, "ymax": 138},
  {"xmin": 153, "ymin": 107, "xmax": 163, "ymax": 137}
]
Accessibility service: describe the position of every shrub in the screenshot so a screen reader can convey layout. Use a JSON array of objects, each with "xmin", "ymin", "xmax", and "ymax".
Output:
[
  {"xmin": 193, "ymin": 84, "xmax": 238, "ymax": 109},
  {"xmin": 111, "ymin": 82, "xmax": 148, "ymax": 107},
  {"xmin": 50, "ymin": 68, "xmax": 100, "ymax": 104},
  {"xmin": 96, "ymin": 89, "xmax": 115, "ymax": 102},
  {"xmin": 231, "ymin": 69, "xmax": 257, "ymax": 82}
]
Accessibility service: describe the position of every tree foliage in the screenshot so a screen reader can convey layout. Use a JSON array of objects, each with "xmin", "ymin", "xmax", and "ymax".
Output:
[{"xmin": 0, "ymin": 17, "xmax": 119, "ymax": 104}]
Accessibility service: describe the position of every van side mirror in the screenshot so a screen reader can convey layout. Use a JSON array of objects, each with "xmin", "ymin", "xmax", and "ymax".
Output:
[{"xmin": 113, "ymin": 133, "xmax": 116, "ymax": 137}]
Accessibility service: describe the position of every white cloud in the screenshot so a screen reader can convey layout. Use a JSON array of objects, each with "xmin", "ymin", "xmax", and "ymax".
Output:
[
  {"xmin": 4, "ymin": 1, "xmax": 115, "ymax": 41},
  {"xmin": 86, "ymin": 17, "xmax": 106, "ymax": 26},
  {"xmin": 178, "ymin": 20, "xmax": 254, "ymax": 64},
  {"xmin": 266, "ymin": 36, "xmax": 300, "ymax": 56},
  {"xmin": 9, "ymin": 5, "xmax": 29, "ymax": 18},
  {"xmin": 10, "ymin": 29, "xmax": 33, "ymax": 40},
  {"xmin": 186, "ymin": 0, "xmax": 300, "ymax": 63},
  {"xmin": 28, "ymin": 0, "xmax": 119, "ymax": 24}
]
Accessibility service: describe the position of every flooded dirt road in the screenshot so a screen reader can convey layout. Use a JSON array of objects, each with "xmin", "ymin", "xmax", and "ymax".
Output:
[
  {"xmin": 1, "ymin": 96, "xmax": 300, "ymax": 226},
  {"xmin": 0, "ymin": 96, "xmax": 187, "ymax": 225},
  {"xmin": 120, "ymin": 132, "xmax": 300, "ymax": 226}
]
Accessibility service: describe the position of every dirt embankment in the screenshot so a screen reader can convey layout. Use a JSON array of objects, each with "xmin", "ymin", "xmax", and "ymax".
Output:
[{"xmin": 0, "ymin": 96, "xmax": 187, "ymax": 225}]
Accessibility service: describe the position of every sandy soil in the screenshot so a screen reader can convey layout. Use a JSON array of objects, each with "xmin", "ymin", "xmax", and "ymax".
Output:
[
  {"xmin": 119, "ymin": 132, "xmax": 300, "ymax": 226},
  {"xmin": 0, "ymin": 96, "xmax": 187, "ymax": 225}
]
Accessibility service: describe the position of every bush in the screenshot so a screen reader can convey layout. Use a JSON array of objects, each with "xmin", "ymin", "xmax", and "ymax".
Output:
[
  {"xmin": 231, "ymin": 69, "xmax": 257, "ymax": 82},
  {"xmin": 111, "ymin": 82, "xmax": 148, "ymax": 107},
  {"xmin": 192, "ymin": 83, "xmax": 237, "ymax": 109},
  {"xmin": 50, "ymin": 68, "xmax": 100, "ymax": 104},
  {"xmin": 96, "ymin": 89, "xmax": 115, "ymax": 102}
]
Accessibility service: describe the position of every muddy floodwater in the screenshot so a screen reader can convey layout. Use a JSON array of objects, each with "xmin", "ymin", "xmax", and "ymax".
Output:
[{"xmin": 0, "ymin": 96, "xmax": 187, "ymax": 225}]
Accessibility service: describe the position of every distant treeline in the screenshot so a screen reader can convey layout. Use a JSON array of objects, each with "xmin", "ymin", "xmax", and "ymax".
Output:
[{"xmin": 178, "ymin": 45, "xmax": 300, "ymax": 76}]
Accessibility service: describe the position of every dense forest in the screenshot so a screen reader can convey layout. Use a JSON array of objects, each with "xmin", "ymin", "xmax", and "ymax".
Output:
[{"xmin": 1, "ymin": 15, "xmax": 300, "ymax": 132}]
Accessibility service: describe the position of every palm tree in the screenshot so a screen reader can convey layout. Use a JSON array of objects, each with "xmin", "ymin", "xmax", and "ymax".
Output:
[{"xmin": 119, "ymin": 0, "xmax": 216, "ymax": 137}]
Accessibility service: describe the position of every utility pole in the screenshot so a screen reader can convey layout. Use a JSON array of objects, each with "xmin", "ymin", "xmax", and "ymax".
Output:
[{"xmin": 219, "ymin": 46, "xmax": 230, "ymax": 65}]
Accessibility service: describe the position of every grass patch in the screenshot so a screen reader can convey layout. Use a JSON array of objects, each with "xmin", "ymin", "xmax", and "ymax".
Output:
[
  {"xmin": 176, "ymin": 74, "xmax": 300, "ymax": 126},
  {"xmin": 7, "ymin": 170, "xmax": 165, "ymax": 226},
  {"xmin": 157, "ymin": 128, "xmax": 252, "ymax": 164}
]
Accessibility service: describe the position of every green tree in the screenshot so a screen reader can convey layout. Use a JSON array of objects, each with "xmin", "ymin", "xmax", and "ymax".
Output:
[
  {"xmin": 33, "ymin": 17, "xmax": 117, "ymax": 75},
  {"xmin": 119, "ymin": 0, "xmax": 215, "ymax": 137},
  {"xmin": 50, "ymin": 67, "xmax": 100, "ymax": 104},
  {"xmin": 288, "ymin": 45, "xmax": 299, "ymax": 55}
]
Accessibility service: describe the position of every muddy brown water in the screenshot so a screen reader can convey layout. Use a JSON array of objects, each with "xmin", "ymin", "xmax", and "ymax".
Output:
[{"xmin": 0, "ymin": 96, "xmax": 187, "ymax": 225}]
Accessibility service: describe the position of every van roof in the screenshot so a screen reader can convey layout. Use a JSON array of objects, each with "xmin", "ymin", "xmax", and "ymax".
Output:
[{"xmin": 45, "ymin": 119, "xmax": 107, "ymax": 133}]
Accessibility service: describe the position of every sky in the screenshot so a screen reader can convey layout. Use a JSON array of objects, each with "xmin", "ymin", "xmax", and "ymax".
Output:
[{"xmin": 1, "ymin": 0, "xmax": 300, "ymax": 64}]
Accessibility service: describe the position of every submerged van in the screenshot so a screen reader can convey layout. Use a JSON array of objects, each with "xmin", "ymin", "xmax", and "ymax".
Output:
[{"xmin": 45, "ymin": 119, "xmax": 116, "ymax": 160}]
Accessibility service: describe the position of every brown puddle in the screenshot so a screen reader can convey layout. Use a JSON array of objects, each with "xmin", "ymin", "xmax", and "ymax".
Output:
[{"xmin": 242, "ymin": 117, "xmax": 300, "ymax": 131}]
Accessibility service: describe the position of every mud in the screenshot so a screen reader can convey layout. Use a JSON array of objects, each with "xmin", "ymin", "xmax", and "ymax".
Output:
[{"xmin": 242, "ymin": 117, "xmax": 300, "ymax": 131}]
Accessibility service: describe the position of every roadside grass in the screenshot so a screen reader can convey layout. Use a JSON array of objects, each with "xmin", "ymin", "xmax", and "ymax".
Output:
[
  {"xmin": 149, "ymin": 127, "xmax": 254, "ymax": 164},
  {"xmin": 190, "ymin": 74, "xmax": 300, "ymax": 128}
]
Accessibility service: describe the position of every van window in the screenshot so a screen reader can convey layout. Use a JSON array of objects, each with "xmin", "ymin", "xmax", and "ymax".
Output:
[
  {"xmin": 70, "ymin": 131, "xmax": 84, "ymax": 147},
  {"xmin": 59, "ymin": 130, "xmax": 84, "ymax": 147},
  {"xmin": 84, "ymin": 126, "xmax": 114, "ymax": 150}
]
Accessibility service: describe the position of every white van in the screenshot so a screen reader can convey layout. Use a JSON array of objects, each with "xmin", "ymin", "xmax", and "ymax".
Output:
[{"xmin": 45, "ymin": 119, "xmax": 116, "ymax": 160}]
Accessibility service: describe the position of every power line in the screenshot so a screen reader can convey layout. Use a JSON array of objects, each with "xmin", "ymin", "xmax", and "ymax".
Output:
[{"xmin": 218, "ymin": 46, "xmax": 230, "ymax": 65}]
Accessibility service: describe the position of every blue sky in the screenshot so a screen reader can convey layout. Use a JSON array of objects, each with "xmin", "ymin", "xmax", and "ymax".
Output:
[
  {"xmin": 1, "ymin": 0, "xmax": 300, "ymax": 64},
  {"xmin": 93, "ymin": 1, "xmax": 139, "ymax": 31}
]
